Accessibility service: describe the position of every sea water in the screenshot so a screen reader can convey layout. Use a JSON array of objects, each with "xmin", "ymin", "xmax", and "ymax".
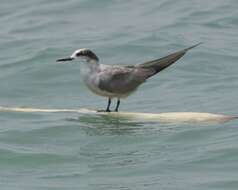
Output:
[{"xmin": 0, "ymin": 0, "xmax": 238, "ymax": 189}]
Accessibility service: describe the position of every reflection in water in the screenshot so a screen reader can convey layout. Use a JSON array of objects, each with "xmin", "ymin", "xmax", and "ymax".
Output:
[{"xmin": 66, "ymin": 113, "xmax": 178, "ymax": 136}]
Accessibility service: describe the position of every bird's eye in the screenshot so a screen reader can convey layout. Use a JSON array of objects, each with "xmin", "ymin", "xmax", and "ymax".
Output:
[{"xmin": 76, "ymin": 52, "xmax": 82, "ymax": 57}]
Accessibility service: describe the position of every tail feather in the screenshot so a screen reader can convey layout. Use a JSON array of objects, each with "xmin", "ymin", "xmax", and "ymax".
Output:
[{"xmin": 138, "ymin": 43, "xmax": 202, "ymax": 77}]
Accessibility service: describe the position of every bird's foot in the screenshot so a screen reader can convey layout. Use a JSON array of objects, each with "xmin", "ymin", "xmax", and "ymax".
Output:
[{"xmin": 97, "ymin": 109, "xmax": 111, "ymax": 112}]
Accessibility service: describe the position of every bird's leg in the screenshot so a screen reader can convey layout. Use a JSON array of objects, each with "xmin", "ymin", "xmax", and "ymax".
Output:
[
  {"xmin": 114, "ymin": 98, "xmax": 120, "ymax": 112},
  {"xmin": 97, "ymin": 98, "xmax": 111, "ymax": 112},
  {"xmin": 105, "ymin": 98, "xmax": 111, "ymax": 112}
]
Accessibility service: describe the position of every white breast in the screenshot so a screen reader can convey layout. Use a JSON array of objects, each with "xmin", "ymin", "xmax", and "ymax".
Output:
[{"xmin": 80, "ymin": 62, "xmax": 116, "ymax": 97}]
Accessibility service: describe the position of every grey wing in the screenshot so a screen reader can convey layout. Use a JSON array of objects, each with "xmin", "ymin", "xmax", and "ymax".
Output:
[
  {"xmin": 138, "ymin": 43, "xmax": 202, "ymax": 78},
  {"xmin": 98, "ymin": 66, "xmax": 152, "ymax": 94}
]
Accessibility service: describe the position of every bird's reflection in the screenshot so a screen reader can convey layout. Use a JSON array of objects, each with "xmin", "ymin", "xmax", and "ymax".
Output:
[{"xmin": 66, "ymin": 113, "xmax": 173, "ymax": 136}]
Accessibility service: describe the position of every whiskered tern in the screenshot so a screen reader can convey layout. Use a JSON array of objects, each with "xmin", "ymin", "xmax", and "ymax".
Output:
[{"xmin": 57, "ymin": 43, "xmax": 201, "ymax": 112}]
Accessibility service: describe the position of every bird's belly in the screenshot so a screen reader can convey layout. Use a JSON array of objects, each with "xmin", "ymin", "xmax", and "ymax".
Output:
[
  {"xmin": 88, "ymin": 84, "xmax": 114, "ymax": 97},
  {"xmin": 84, "ymin": 77, "xmax": 115, "ymax": 97},
  {"xmin": 84, "ymin": 78, "xmax": 133, "ymax": 98},
  {"xmin": 80, "ymin": 67, "xmax": 112, "ymax": 97},
  {"xmin": 81, "ymin": 70, "xmax": 137, "ymax": 98}
]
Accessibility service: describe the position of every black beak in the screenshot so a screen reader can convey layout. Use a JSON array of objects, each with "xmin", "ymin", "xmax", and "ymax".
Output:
[{"xmin": 56, "ymin": 57, "xmax": 74, "ymax": 62}]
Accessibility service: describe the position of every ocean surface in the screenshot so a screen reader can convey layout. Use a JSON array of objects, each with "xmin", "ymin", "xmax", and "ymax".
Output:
[{"xmin": 1, "ymin": 0, "xmax": 238, "ymax": 189}]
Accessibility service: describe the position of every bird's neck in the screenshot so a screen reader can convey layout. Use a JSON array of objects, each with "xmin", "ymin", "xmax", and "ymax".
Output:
[{"xmin": 80, "ymin": 60, "xmax": 100, "ymax": 79}]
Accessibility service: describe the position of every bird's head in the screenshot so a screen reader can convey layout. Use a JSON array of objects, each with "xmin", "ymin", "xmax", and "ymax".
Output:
[{"xmin": 56, "ymin": 48, "xmax": 99, "ymax": 63}]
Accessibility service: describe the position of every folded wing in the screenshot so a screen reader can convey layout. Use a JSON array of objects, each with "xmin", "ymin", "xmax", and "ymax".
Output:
[
  {"xmin": 137, "ymin": 43, "xmax": 202, "ymax": 78},
  {"xmin": 98, "ymin": 66, "xmax": 152, "ymax": 94},
  {"xmin": 98, "ymin": 43, "xmax": 201, "ymax": 95}
]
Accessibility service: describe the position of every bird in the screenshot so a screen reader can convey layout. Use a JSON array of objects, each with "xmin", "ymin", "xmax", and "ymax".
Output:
[{"xmin": 57, "ymin": 43, "xmax": 201, "ymax": 112}]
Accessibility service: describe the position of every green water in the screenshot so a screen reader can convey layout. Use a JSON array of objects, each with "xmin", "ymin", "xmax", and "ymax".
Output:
[{"xmin": 1, "ymin": 0, "xmax": 238, "ymax": 189}]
